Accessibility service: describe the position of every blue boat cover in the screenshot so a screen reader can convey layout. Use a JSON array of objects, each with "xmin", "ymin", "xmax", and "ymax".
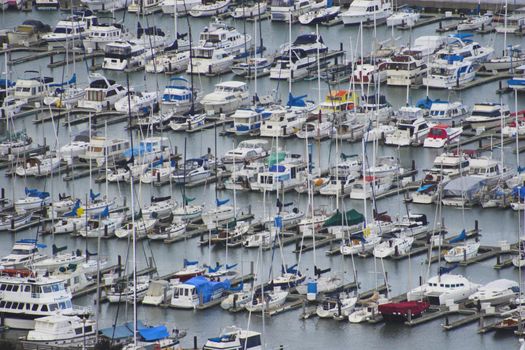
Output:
[
  {"xmin": 184, "ymin": 259, "xmax": 198, "ymax": 267},
  {"xmin": 138, "ymin": 325, "xmax": 169, "ymax": 342},
  {"xmin": 287, "ymin": 93, "xmax": 308, "ymax": 108},
  {"xmin": 216, "ymin": 198, "xmax": 229, "ymax": 206},
  {"xmin": 416, "ymin": 184, "xmax": 435, "ymax": 192},
  {"xmin": 90, "ymin": 189, "xmax": 100, "ymax": 202},
  {"xmin": 185, "ymin": 276, "xmax": 231, "ymax": 303},
  {"xmin": 99, "ymin": 320, "xmax": 146, "ymax": 340}
]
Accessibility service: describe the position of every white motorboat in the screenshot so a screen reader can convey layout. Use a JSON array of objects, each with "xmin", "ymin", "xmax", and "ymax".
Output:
[
  {"xmin": 352, "ymin": 62, "xmax": 388, "ymax": 85},
  {"xmin": 468, "ymin": 279, "xmax": 519, "ymax": 305},
  {"xmin": 81, "ymin": 0, "xmax": 127, "ymax": 12},
  {"xmin": 424, "ymin": 56, "xmax": 477, "ymax": 89},
  {"xmin": 42, "ymin": 11, "xmax": 97, "ymax": 47},
  {"xmin": 270, "ymin": 49, "xmax": 317, "ymax": 81},
  {"xmin": 0, "ymin": 271, "xmax": 89, "ymax": 330},
  {"xmin": 171, "ymin": 158, "xmax": 211, "ymax": 184},
  {"xmin": 341, "ymin": 0, "xmax": 392, "ymax": 25},
  {"xmin": 232, "ymin": 1, "xmax": 268, "ymax": 18},
  {"xmin": 82, "ymin": 22, "xmax": 129, "ymax": 52},
  {"xmin": 13, "ymin": 71, "xmax": 53, "ymax": 103},
  {"xmin": 169, "ymin": 113, "xmax": 206, "ymax": 131},
  {"xmin": 296, "ymin": 121, "xmax": 335, "ymax": 139},
  {"xmin": 435, "ymin": 33, "xmax": 494, "ymax": 64},
  {"xmin": 251, "ymin": 159, "xmax": 308, "ymax": 192},
  {"xmin": 232, "ymin": 57, "xmax": 272, "ymax": 78},
  {"xmin": 385, "ymin": 53, "xmax": 428, "ymax": 86},
  {"xmin": 160, "ymin": 77, "xmax": 198, "ymax": 115},
  {"xmin": 385, "ymin": 110, "xmax": 432, "ymax": 146},
  {"xmin": 127, "ymin": 0, "xmax": 163, "ymax": 13},
  {"xmin": 201, "ymin": 81, "xmax": 250, "ymax": 116},
  {"xmin": 423, "ymin": 124, "xmax": 463, "ymax": 148},
  {"xmin": 170, "ymin": 276, "xmax": 229, "ymax": 308},
  {"xmin": 189, "ymin": 0, "xmax": 231, "ymax": 17},
  {"xmin": 407, "ymin": 274, "xmax": 480, "ymax": 305},
  {"xmin": 443, "ymin": 241, "xmax": 481, "ymax": 263},
  {"xmin": 147, "ymin": 221, "xmax": 187, "ymax": 240},
  {"xmin": 1, "ymin": 96, "xmax": 27, "ymax": 118},
  {"xmin": 496, "ymin": 7, "xmax": 525, "ymax": 33},
  {"xmin": 221, "ymin": 139, "xmax": 270, "ymax": 171},
  {"xmin": 298, "ymin": 4, "xmax": 341, "ymax": 25},
  {"xmin": 43, "ymin": 84, "xmax": 85, "ymax": 109},
  {"xmin": 161, "ymin": 0, "xmax": 202, "ymax": 14},
  {"xmin": 201, "ymin": 204, "xmax": 237, "ymax": 228},
  {"xmin": 340, "ymin": 232, "xmax": 382, "ymax": 255},
  {"xmin": 102, "ymin": 39, "xmax": 164, "ymax": 71},
  {"xmin": 373, "ymin": 235, "xmax": 414, "ymax": 258},
  {"xmin": 146, "ymin": 49, "xmax": 190, "ymax": 74},
  {"xmin": 271, "ymin": 0, "xmax": 321, "ymax": 22},
  {"xmin": 260, "ymin": 106, "xmax": 309, "ymax": 137},
  {"xmin": 0, "ymin": 239, "xmax": 47, "ymax": 268},
  {"xmin": 363, "ymin": 123, "xmax": 396, "ymax": 142},
  {"xmin": 78, "ymin": 136, "xmax": 130, "ymax": 166},
  {"xmin": 142, "ymin": 280, "xmax": 172, "ymax": 306},
  {"xmin": 348, "ymin": 302, "xmax": 380, "ymax": 323},
  {"xmin": 465, "ymin": 102, "xmax": 510, "ymax": 130},
  {"xmin": 426, "ymin": 100, "xmax": 470, "ymax": 124},
  {"xmin": 33, "ymin": 250, "xmax": 86, "ymax": 272},
  {"xmin": 77, "ymin": 74, "xmax": 128, "ymax": 111},
  {"xmin": 22, "ymin": 315, "xmax": 97, "ymax": 349}
]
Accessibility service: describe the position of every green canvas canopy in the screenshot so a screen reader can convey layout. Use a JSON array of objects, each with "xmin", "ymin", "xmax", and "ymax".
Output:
[{"xmin": 323, "ymin": 209, "xmax": 364, "ymax": 228}]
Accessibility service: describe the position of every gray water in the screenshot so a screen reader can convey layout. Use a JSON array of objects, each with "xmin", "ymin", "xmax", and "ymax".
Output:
[{"xmin": 1, "ymin": 7, "xmax": 525, "ymax": 350}]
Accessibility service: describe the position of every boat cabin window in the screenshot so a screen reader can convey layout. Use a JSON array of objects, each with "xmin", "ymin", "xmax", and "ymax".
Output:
[
  {"xmin": 32, "ymin": 304, "xmax": 38, "ymax": 311},
  {"xmin": 41, "ymin": 305, "xmax": 48, "ymax": 312},
  {"xmin": 75, "ymin": 327, "xmax": 83, "ymax": 335},
  {"xmin": 85, "ymin": 325, "xmax": 93, "ymax": 333},
  {"xmin": 49, "ymin": 303, "xmax": 58, "ymax": 311}
]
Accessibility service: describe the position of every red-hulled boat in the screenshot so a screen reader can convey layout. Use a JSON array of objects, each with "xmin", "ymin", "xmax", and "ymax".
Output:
[{"xmin": 378, "ymin": 300, "xmax": 430, "ymax": 322}]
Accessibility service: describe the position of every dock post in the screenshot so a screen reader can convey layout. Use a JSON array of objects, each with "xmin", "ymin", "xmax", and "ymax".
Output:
[
  {"xmin": 1, "ymin": 188, "xmax": 4, "ymax": 200},
  {"xmin": 445, "ymin": 316, "xmax": 449, "ymax": 327},
  {"xmin": 411, "ymin": 160, "xmax": 416, "ymax": 181},
  {"xmin": 104, "ymin": 225, "xmax": 108, "ymax": 237},
  {"xmin": 474, "ymin": 220, "xmax": 479, "ymax": 234},
  {"xmin": 407, "ymin": 309, "xmax": 412, "ymax": 323},
  {"xmin": 50, "ymin": 53, "xmax": 54, "ymax": 65},
  {"xmin": 478, "ymin": 138, "xmax": 482, "ymax": 149},
  {"xmin": 419, "ymin": 275, "xmax": 422, "ymax": 286},
  {"xmin": 496, "ymin": 254, "xmax": 501, "ymax": 265},
  {"xmin": 118, "ymin": 255, "xmax": 122, "ymax": 278},
  {"xmin": 250, "ymin": 261, "xmax": 254, "ymax": 276},
  {"xmin": 463, "ymin": 248, "xmax": 467, "ymax": 262},
  {"xmin": 193, "ymin": 336, "xmax": 198, "ymax": 349},
  {"xmin": 479, "ymin": 311, "xmax": 484, "ymax": 329}
]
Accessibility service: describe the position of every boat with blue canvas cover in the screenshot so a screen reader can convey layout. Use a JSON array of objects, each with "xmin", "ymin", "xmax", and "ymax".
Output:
[
  {"xmin": 508, "ymin": 65, "xmax": 525, "ymax": 91},
  {"xmin": 100, "ymin": 320, "xmax": 184, "ymax": 349},
  {"xmin": 161, "ymin": 77, "xmax": 200, "ymax": 115},
  {"xmin": 170, "ymin": 276, "xmax": 231, "ymax": 308}
]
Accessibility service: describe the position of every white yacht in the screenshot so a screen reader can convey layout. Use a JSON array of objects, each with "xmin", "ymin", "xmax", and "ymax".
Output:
[
  {"xmin": 128, "ymin": 0, "xmax": 163, "ymax": 13},
  {"xmin": 22, "ymin": 315, "xmax": 96, "ymax": 348},
  {"xmin": 465, "ymin": 102, "xmax": 510, "ymax": 130},
  {"xmin": 102, "ymin": 39, "xmax": 161, "ymax": 71},
  {"xmin": 81, "ymin": 0, "xmax": 127, "ymax": 11},
  {"xmin": 201, "ymin": 81, "xmax": 250, "ymax": 116},
  {"xmin": 231, "ymin": 108, "xmax": 272, "ymax": 136},
  {"xmin": 424, "ymin": 57, "xmax": 476, "ymax": 89},
  {"xmin": 162, "ymin": 0, "xmax": 202, "ymax": 15},
  {"xmin": 221, "ymin": 139, "xmax": 270, "ymax": 171},
  {"xmin": 42, "ymin": 12, "xmax": 98, "ymax": 47},
  {"xmin": 468, "ymin": 279, "xmax": 519, "ymax": 305},
  {"xmin": 161, "ymin": 77, "xmax": 198, "ymax": 115},
  {"xmin": 271, "ymin": 0, "xmax": 318, "ymax": 22},
  {"xmin": 245, "ymin": 289, "xmax": 288, "ymax": 312},
  {"xmin": 0, "ymin": 271, "xmax": 89, "ymax": 329},
  {"xmin": 232, "ymin": 1, "xmax": 268, "ymax": 18},
  {"xmin": 34, "ymin": 0, "xmax": 59, "ymax": 10},
  {"xmin": 385, "ymin": 108, "xmax": 432, "ymax": 146},
  {"xmin": 203, "ymin": 326, "xmax": 262, "ymax": 350},
  {"xmin": 78, "ymin": 136, "xmax": 130, "ymax": 166},
  {"xmin": 77, "ymin": 74, "xmax": 127, "ymax": 111},
  {"xmin": 295, "ymin": 121, "xmax": 335, "ymax": 139},
  {"xmin": 187, "ymin": 21, "xmax": 251, "ymax": 75},
  {"xmin": 260, "ymin": 106, "xmax": 308, "ymax": 137},
  {"xmin": 0, "ymin": 239, "xmax": 47, "ymax": 269},
  {"xmin": 341, "ymin": 0, "xmax": 392, "ymax": 25},
  {"xmin": 251, "ymin": 159, "xmax": 308, "ymax": 192},
  {"xmin": 435, "ymin": 33, "xmax": 494, "ymax": 64},
  {"xmin": 427, "ymin": 100, "xmax": 470, "ymax": 124},
  {"xmin": 270, "ymin": 49, "xmax": 317, "ymax": 81},
  {"xmin": 189, "ymin": 0, "xmax": 231, "ymax": 17},
  {"xmin": 407, "ymin": 274, "xmax": 480, "ymax": 305},
  {"xmin": 13, "ymin": 71, "xmax": 53, "ymax": 103},
  {"xmin": 82, "ymin": 22, "xmax": 129, "ymax": 52},
  {"xmin": 385, "ymin": 53, "xmax": 427, "ymax": 86},
  {"xmin": 349, "ymin": 175, "xmax": 393, "ymax": 199}
]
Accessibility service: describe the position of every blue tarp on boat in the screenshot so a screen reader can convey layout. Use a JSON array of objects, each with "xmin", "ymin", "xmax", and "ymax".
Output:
[
  {"xmin": 138, "ymin": 325, "xmax": 169, "ymax": 342},
  {"xmin": 99, "ymin": 321, "xmax": 146, "ymax": 340},
  {"xmin": 185, "ymin": 276, "xmax": 231, "ymax": 304}
]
